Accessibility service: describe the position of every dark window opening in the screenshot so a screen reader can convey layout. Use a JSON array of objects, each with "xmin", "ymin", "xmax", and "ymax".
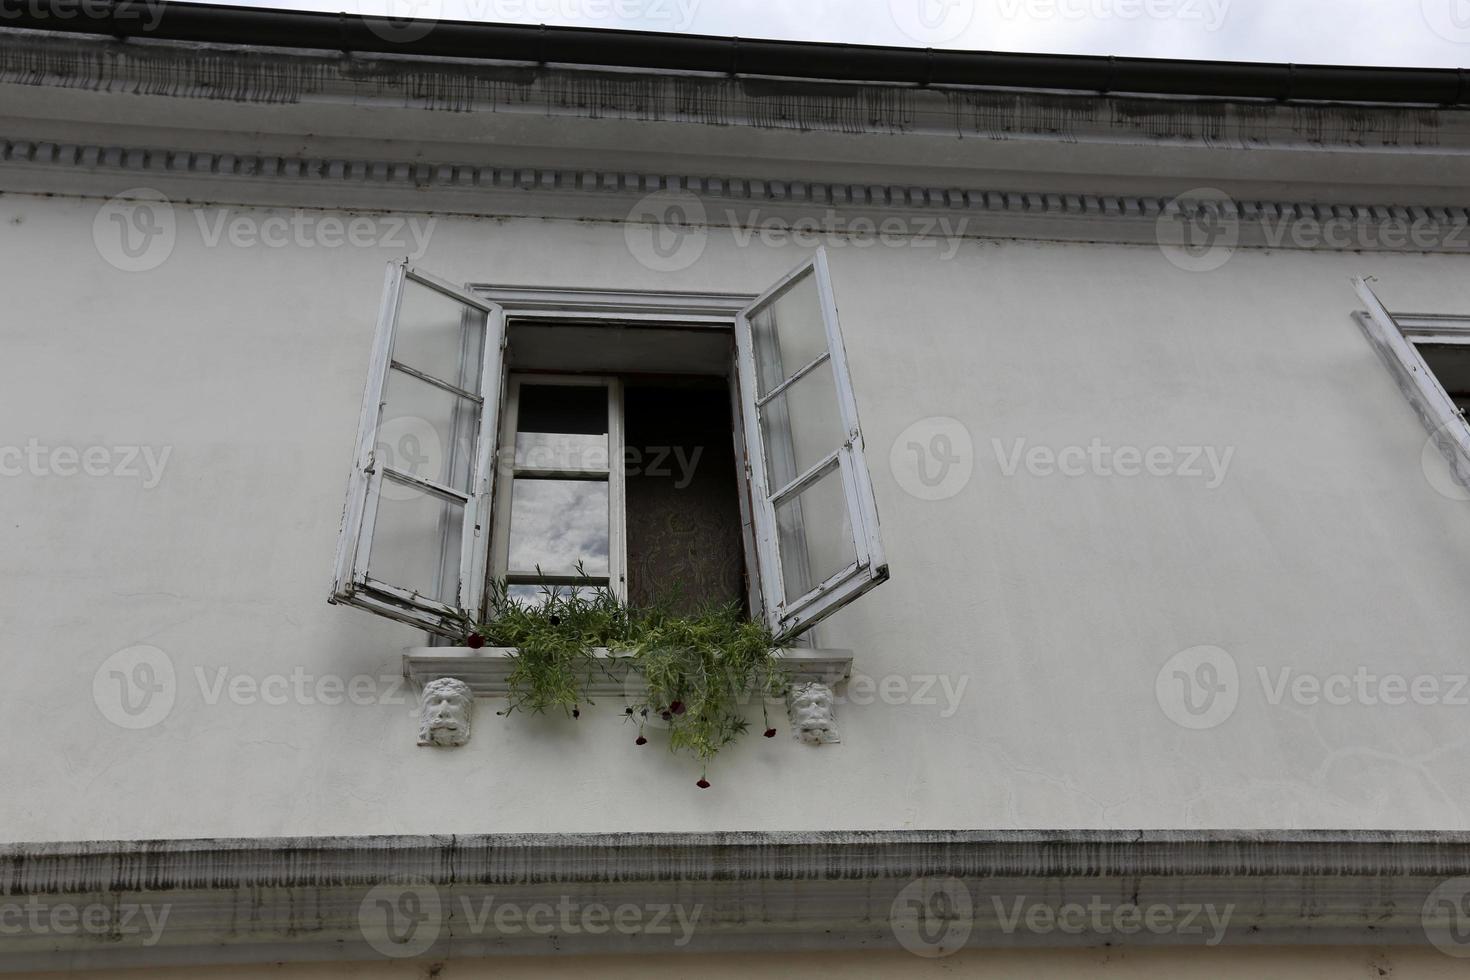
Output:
[
  {"xmin": 1416, "ymin": 344, "xmax": 1470, "ymax": 415},
  {"xmin": 624, "ymin": 379, "xmax": 747, "ymax": 615}
]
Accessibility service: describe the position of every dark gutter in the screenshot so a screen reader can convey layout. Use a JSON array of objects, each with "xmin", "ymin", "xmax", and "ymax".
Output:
[{"xmin": 4, "ymin": 0, "xmax": 1468, "ymax": 106}]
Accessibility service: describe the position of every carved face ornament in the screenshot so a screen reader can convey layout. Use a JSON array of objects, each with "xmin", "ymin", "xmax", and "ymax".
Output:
[
  {"xmin": 787, "ymin": 681, "xmax": 838, "ymax": 745},
  {"xmin": 419, "ymin": 678, "xmax": 474, "ymax": 747}
]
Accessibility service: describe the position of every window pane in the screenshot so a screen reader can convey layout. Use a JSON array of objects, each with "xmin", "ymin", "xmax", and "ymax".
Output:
[
  {"xmin": 750, "ymin": 269, "xmax": 829, "ymax": 397},
  {"xmin": 759, "ymin": 359, "xmax": 844, "ymax": 491},
  {"xmin": 368, "ymin": 485, "xmax": 464, "ymax": 606},
  {"xmin": 507, "ymin": 479, "xmax": 610, "ymax": 576},
  {"xmin": 379, "ymin": 369, "xmax": 478, "ymax": 493},
  {"xmin": 392, "ymin": 278, "xmax": 486, "ymax": 391},
  {"xmin": 514, "ymin": 384, "xmax": 609, "ymax": 472},
  {"xmin": 774, "ymin": 464, "xmax": 856, "ymax": 605}
]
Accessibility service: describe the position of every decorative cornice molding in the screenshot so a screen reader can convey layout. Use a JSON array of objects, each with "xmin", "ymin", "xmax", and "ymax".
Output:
[
  {"xmin": 4, "ymin": 135, "xmax": 1469, "ymax": 252},
  {"xmin": 1, "ymin": 830, "xmax": 1470, "ymax": 969}
]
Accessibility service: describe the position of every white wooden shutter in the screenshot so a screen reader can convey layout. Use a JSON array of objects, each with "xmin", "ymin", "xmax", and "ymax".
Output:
[
  {"xmin": 332, "ymin": 262, "xmax": 506, "ymax": 635},
  {"xmin": 734, "ymin": 247, "xmax": 889, "ymax": 639}
]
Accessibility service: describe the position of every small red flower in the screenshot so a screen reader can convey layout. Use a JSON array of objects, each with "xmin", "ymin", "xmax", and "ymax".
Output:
[
  {"xmin": 660, "ymin": 711, "xmax": 672, "ymax": 721},
  {"xmin": 696, "ymin": 778, "xmax": 711, "ymax": 789},
  {"xmin": 670, "ymin": 700, "xmax": 686, "ymax": 715},
  {"xmin": 763, "ymin": 728, "xmax": 777, "ymax": 738},
  {"xmin": 635, "ymin": 735, "xmax": 648, "ymax": 746},
  {"xmin": 466, "ymin": 633, "xmax": 485, "ymax": 649}
]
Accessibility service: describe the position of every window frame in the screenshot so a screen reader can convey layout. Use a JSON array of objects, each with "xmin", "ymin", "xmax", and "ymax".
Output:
[
  {"xmin": 336, "ymin": 269, "xmax": 890, "ymax": 641},
  {"xmin": 467, "ymin": 285, "xmax": 764, "ymax": 619},
  {"xmin": 489, "ymin": 373, "xmax": 628, "ymax": 602},
  {"xmin": 331, "ymin": 262, "xmax": 506, "ymax": 635},
  {"xmin": 734, "ymin": 248, "xmax": 888, "ymax": 639},
  {"xmin": 1353, "ymin": 277, "xmax": 1470, "ymax": 492}
]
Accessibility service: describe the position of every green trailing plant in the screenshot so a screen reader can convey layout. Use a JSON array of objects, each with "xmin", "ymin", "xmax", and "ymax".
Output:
[{"xmin": 453, "ymin": 577, "xmax": 789, "ymax": 787}]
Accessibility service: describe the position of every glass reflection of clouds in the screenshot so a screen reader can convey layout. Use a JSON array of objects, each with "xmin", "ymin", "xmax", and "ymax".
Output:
[{"xmin": 507, "ymin": 478, "xmax": 610, "ymax": 576}]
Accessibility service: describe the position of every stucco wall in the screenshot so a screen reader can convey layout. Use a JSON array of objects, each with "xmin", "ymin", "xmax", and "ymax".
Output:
[{"xmin": 3, "ymin": 190, "xmax": 1470, "ymax": 841}]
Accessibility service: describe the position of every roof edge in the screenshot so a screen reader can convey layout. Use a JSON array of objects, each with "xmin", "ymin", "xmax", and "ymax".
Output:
[{"xmin": 8, "ymin": 0, "xmax": 1469, "ymax": 105}]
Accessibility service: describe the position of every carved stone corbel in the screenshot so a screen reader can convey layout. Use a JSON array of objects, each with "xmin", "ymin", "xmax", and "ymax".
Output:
[
  {"xmin": 417, "ymin": 677, "xmax": 474, "ymax": 747},
  {"xmin": 786, "ymin": 680, "xmax": 839, "ymax": 745}
]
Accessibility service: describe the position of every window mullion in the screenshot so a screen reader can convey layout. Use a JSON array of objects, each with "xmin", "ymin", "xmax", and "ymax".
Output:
[
  {"xmin": 735, "ymin": 309, "xmax": 787, "ymax": 632},
  {"xmin": 608, "ymin": 377, "xmax": 628, "ymax": 604},
  {"xmin": 462, "ymin": 304, "xmax": 507, "ymax": 619}
]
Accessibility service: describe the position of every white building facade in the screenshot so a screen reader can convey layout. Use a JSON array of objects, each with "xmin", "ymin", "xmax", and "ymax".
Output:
[{"xmin": 3, "ymin": 4, "xmax": 1470, "ymax": 975}]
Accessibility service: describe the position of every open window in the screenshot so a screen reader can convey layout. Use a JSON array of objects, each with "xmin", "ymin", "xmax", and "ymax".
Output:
[
  {"xmin": 333, "ymin": 249, "xmax": 888, "ymax": 641},
  {"xmin": 1354, "ymin": 278, "xmax": 1470, "ymax": 493},
  {"xmin": 735, "ymin": 250, "xmax": 888, "ymax": 638},
  {"xmin": 331, "ymin": 262, "xmax": 506, "ymax": 633}
]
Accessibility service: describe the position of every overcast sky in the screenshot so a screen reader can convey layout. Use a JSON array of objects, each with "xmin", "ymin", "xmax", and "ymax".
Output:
[{"xmin": 201, "ymin": 0, "xmax": 1470, "ymax": 67}]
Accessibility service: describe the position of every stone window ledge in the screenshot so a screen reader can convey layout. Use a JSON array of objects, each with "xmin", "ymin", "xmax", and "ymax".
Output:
[{"xmin": 404, "ymin": 647, "xmax": 853, "ymax": 697}]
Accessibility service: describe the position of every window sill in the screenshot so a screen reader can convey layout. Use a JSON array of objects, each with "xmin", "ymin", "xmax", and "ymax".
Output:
[{"xmin": 403, "ymin": 646, "xmax": 853, "ymax": 698}]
